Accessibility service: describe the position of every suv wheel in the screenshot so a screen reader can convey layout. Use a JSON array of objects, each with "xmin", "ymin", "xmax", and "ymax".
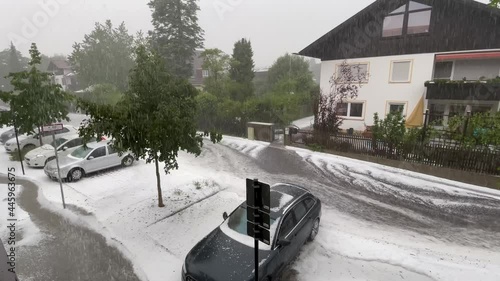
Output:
[
  {"xmin": 122, "ymin": 155, "xmax": 134, "ymax": 167},
  {"xmin": 308, "ymin": 218, "xmax": 320, "ymax": 241}
]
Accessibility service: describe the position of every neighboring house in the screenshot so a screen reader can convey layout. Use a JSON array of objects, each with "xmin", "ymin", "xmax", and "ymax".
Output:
[
  {"xmin": 47, "ymin": 59, "xmax": 78, "ymax": 91},
  {"xmin": 190, "ymin": 50, "xmax": 208, "ymax": 89},
  {"xmin": 299, "ymin": 0, "xmax": 500, "ymax": 131}
]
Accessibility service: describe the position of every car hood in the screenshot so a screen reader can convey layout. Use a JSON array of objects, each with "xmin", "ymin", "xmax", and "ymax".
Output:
[
  {"xmin": 185, "ymin": 227, "xmax": 271, "ymax": 281},
  {"xmin": 46, "ymin": 155, "xmax": 82, "ymax": 169},
  {"xmin": 26, "ymin": 145, "xmax": 55, "ymax": 157}
]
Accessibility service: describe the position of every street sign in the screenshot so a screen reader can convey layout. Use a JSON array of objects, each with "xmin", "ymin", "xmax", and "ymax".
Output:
[
  {"xmin": 246, "ymin": 178, "xmax": 272, "ymax": 281},
  {"xmin": 42, "ymin": 123, "xmax": 63, "ymax": 133},
  {"xmin": 246, "ymin": 178, "xmax": 271, "ymax": 245}
]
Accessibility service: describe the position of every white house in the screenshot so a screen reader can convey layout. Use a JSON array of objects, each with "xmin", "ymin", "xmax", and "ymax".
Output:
[
  {"xmin": 299, "ymin": 0, "xmax": 500, "ymax": 131},
  {"xmin": 47, "ymin": 59, "xmax": 77, "ymax": 91}
]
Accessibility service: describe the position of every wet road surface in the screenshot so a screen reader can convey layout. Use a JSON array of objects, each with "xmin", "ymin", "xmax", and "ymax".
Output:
[
  {"xmin": 201, "ymin": 141, "xmax": 500, "ymax": 249},
  {"xmin": 0, "ymin": 176, "xmax": 141, "ymax": 281}
]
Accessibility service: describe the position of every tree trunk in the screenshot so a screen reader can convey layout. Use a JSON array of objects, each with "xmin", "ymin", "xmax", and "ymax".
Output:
[{"xmin": 154, "ymin": 154, "xmax": 165, "ymax": 208}]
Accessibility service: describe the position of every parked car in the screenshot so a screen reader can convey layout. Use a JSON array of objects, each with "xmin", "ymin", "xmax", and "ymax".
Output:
[
  {"xmin": 4, "ymin": 125, "xmax": 77, "ymax": 152},
  {"xmin": 0, "ymin": 128, "xmax": 16, "ymax": 144},
  {"xmin": 182, "ymin": 184, "xmax": 322, "ymax": 281},
  {"xmin": 24, "ymin": 135, "xmax": 104, "ymax": 168},
  {"xmin": 44, "ymin": 141, "xmax": 134, "ymax": 182}
]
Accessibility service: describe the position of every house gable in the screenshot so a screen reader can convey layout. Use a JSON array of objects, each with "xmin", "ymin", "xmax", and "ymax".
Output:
[{"xmin": 299, "ymin": 0, "xmax": 500, "ymax": 61}]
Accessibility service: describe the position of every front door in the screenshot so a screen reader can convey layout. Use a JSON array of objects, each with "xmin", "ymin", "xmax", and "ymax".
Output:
[{"xmin": 85, "ymin": 146, "xmax": 107, "ymax": 173}]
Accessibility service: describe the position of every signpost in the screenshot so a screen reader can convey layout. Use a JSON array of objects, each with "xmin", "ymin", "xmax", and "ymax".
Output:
[
  {"xmin": 42, "ymin": 124, "xmax": 66, "ymax": 209},
  {"xmin": 246, "ymin": 178, "xmax": 271, "ymax": 281}
]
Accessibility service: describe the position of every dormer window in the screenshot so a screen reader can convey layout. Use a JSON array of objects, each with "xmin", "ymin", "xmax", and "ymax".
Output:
[{"xmin": 383, "ymin": 1, "xmax": 432, "ymax": 37}]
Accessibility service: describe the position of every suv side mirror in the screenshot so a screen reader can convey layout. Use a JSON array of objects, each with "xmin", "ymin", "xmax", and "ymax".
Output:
[
  {"xmin": 277, "ymin": 239, "xmax": 291, "ymax": 247},
  {"xmin": 88, "ymin": 156, "xmax": 94, "ymax": 160},
  {"xmin": 223, "ymin": 212, "xmax": 228, "ymax": 220}
]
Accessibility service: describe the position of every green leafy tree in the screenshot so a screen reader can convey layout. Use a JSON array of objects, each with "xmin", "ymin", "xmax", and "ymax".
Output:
[
  {"xmin": 267, "ymin": 53, "xmax": 315, "ymax": 94},
  {"xmin": 148, "ymin": 0, "xmax": 204, "ymax": 78},
  {"xmin": 69, "ymin": 20, "xmax": 135, "ymax": 91},
  {"xmin": 200, "ymin": 48, "xmax": 231, "ymax": 97},
  {"xmin": 229, "ymin": 38, "xmax": 255, "ymax": 100},
  {"xmin": 76, "ymin": 84, "xmax": 123, "ymax": 106},
  {"xmin": 372, "ymin": 111, "xmax": 407, "ymax": 156},
  {"xmin": 0, "ymin": 43, "xmax": 72, "ymax": 145},
  {"xmin": 78, "ymin": 45, "xmax": 221, "ymax": 207},
  {"xmin": 0, "ymin": 43, "xmax": 28, "ymax": 92},
  {"xmin": 490, "ymin": 0, "xmax": 499, "ymax": 8}
]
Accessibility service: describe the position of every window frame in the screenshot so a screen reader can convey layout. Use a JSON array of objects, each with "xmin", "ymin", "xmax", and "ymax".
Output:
[
  {"xmin": 88, "ymin": 146, "xmax": 107, "ymax": 159},
  {"xmin": 433, "ymin": 61, "xmax": 455, "ymax": 80},
  {"xmin": 202, "ymin": 69, "xmax": 209, "ymax": 78},
  {"xmin": 336, "ymin": 101, "xmax": 366, "ymax": 120},
  {"xmin": 277, "ymin": 212, "xmax": 296, "ymax": 241},
  {"xmin": 385, "ymin": 101, "xmax": 408, "ymax": 116},
  {"xmin": 382, "ymin": 1, "xmax": 432, "ymax": 38},
  {"xmin": 389, "ymin": 59, "xmax": 414, "ymax": 83}
]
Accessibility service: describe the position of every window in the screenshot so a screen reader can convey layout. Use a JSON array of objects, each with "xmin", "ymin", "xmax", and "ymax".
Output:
[
  {"xmin": 51, "ymin": 137, "xmax": 68, "ymax": 148},
  {"xmin": 434, "ymin": 62, "xmax": 453, "ymax": 79},
  {"xmin": 202, "ymin": 70, "xmax": 209, "ymax": 78},
  {"xmin": 228, "ymin": 206, "xmax": 276, "ymax": 237},
  {"xmin": 390, "ymin": 60, "xmax": 413, "ymax": 83},
  {"xmin": 337, "ymin": 63, "xmax": 369, "ymax": 83},
  {"xmin": 336, "ymin": 102, "xmax": 365, "ymax": 118},
  {"xmin": 292, "ymin": 202, "xmax": 308, "ymax": 222},
  {"xmin": 89, "ymin": 146, "xmax": 106, "ymax": 159},
  {"xmin": 278, "ymin": 213, "xmax": 295, "ymax": 240},
  {"xmin": 389, "ymin": 103, "xmax": 405, "ymax": 114},
  {"xmin": 107, "ymin": 145, "xmax": 117, "ymax": 155},
  {"xmin": 304, "ymin": 198, "xmax": 315, "ymax": 210},
  {"xmin": 383, "ymin": 1, "xmax": 432, "ymax": 38}
]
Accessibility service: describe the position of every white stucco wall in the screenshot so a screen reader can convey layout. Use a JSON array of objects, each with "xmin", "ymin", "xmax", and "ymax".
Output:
[{"xmin": 320, "ymin": 53, "xmax": 436, "ymax": 131}]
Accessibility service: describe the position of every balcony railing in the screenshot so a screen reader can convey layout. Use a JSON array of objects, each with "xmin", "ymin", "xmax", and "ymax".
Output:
[{"xmin": 425, "ymin": 80, "xmax": 500, "ymax": 101}]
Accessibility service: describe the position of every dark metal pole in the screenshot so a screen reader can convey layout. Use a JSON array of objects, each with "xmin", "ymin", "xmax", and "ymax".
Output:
[
  {"xmin": 254, "ymin": 236, "xmax": 259, "ymax": 281},
  {"xmin": 421, "ymin": 109, "xmax": 429, "ymax": 144},
  {"xmin": 13, "ymin": 122, "xmax": 25, "ymax": 175},
  {"xmin": 463, "ymin": 111, "xmax": 471, "ymax": 142},
  {"xmin": 53, "ymin": 131, "xmax": 66, "ymax": 209},
  {"xmin": 253, "ymin": 178, "xmax": 260, "ymax": 281}
]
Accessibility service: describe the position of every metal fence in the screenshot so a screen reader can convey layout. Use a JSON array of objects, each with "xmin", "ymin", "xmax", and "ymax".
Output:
[{"xmin": 293, "ymin": 131, "xmax": 499, "ymax": 175}]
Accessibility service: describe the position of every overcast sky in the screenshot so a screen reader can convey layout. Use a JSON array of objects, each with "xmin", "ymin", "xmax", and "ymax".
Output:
[{"xmin": 0, "ymin": 0, "xmax": 491, "ymax": 69}]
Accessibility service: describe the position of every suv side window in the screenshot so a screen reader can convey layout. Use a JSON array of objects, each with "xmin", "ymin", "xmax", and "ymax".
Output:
[
  {"xmin": 304, "ymin": 198, "xmax": 315, "ymax": 210},
  {"xmin": 292, "ymin": 201, "xmax": 308, "ymax": 222},
  {"xmin": 278, "ymin": 213, "xmax": 295, "ymax": 240},
  {"xmin": 89, "ymin": 147, "xmax": 106, "ymax": 159}
]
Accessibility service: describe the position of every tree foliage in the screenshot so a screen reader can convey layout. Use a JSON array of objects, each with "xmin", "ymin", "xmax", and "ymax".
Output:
[
  {"xmin": 490, "ymin": 0, "xmax": 499, "ymax": 8},
  {"xmin": 229, "ymin": 38, "xmax": 255, "ymax": 100},
  {"xmin": 200, "ymin": 48, "xmax": 231, "ymax": 97},
  {"xmin": 372, "ymin": 111, "xmax": 407, "ymax": 154},
  {"xmin": 447, "ymin": 112, "xmax": 500, "ymax": 147},
  {"xmin": 329, "ymin": 60, "xmax": 368, "ymax": 104},
  {"xmin": 148, "ymin": 0, "xmax": 204, "ymax": 78},
  {"xmin": 0, "ymin": 43, "xmax": 28, "ymax": 92},
  {"xmin": 267, "ymin": 54, "xmax": 315, "ymax": 94},
  {"xmin": 78, "ymin": 45, "xmax": 221, "ymax": 207},
  {"xmin": 69, "ymin": 20, "xmax": 135, "ymax": 91},
  {"xmin": 75, "ymin": 84, "xmax": 123, "ymax": 106},
  {"xmin": 0, "ymin": 43, "xmax": 72, "ymax": 145}
]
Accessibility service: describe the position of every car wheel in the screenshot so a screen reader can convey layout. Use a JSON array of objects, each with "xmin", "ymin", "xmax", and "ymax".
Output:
[
  {"xmin": 308, "ymin": 218, "xmax": 320, "ymax": 242},
  {"xmin": 68, "ymin": 168, "xmax": 84, "ymax": 182},
  {"xmin": 122, "ymin": 155, "xmax": 134, "ymax": 167}
]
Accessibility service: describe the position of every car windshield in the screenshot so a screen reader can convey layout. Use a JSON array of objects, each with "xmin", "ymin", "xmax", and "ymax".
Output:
[
  {"xmin": 70, "ymin": 146, "xmax": 93, "ymax": 159},
  {"xmin": 50, "ymin": 138, "xmax": 68, "ymax": 148},
  {"xmin": 228, "ymin": 206, "xmax": 276, "ymax": 237}
]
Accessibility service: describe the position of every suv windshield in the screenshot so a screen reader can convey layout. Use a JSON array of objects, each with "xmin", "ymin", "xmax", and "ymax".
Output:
[
  {"xmin": 228, "ymin": 206, "xmax": 276, "ymax": 236},
  {"xmin": 70, "ymin": 146, "xmax": 93, "ymax": 159}
]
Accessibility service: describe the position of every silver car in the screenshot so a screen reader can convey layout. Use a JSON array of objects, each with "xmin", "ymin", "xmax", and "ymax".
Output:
[{"xmin": 44, "ymin": 141, "xmax": 134, "ymax": 182}]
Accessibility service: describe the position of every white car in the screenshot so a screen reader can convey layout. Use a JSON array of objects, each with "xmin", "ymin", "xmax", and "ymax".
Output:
[
  {"xmin": 4, "ymin": 125, "xmax": 77, "ymax": 152},
  {"xmin": 24, "ymin": 135, "xmax": 101, "ymax": 168},
  {"xmin": 44, "ymin": 141, "xmax": 134, "ymax": 182}
]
